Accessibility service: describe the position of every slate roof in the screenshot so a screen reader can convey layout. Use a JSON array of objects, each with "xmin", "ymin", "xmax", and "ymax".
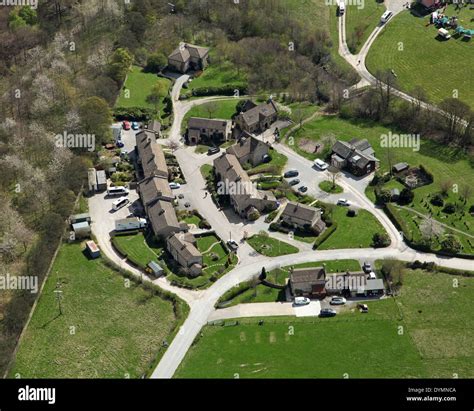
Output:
[
  {"xmin": 168, "ymin": 43, "xmax": 209, "ymax": 63},
  {"xmin": 167, "ymin": 233, "xmax": 202, "ymax": 260},
  {"xmin": 290, "ymin": 267, "xmax": 326, "ymax": 288},
  {"xmin": 238, "ymin": 100, "xmax": 277, "ymax": 128},
  {"xmin": 281, "ymin": 202, "xmax": 321, "ymax": 224},
  {"xmin": 188, "ymin": 117, "xmax": 230, "ymax": 131},
  {"xmin": 226, "ymin": 135, "xmax": 269, "ymax": 162},
  {"xmin": 136, "ymin": 131, "xmax": 168, "ymax": 178}
]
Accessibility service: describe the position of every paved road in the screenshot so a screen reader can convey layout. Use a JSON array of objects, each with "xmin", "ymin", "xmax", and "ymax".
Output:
[
  {"xmin": 89, "ymin": 72, "xmax": 474, "ymax": 380},
  {"xmin": 208, "ymin": 301, "xmax": 321, "ymax": 321}
]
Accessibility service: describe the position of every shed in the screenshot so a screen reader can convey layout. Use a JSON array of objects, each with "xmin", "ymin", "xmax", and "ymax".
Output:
[
  {"xmin": 88, "ymin": 168, "xmax": 97, "ymax": 193},
  {"xmin": 392, "ymin": 162, "xmax": 409, "ymax": 173},
  {"xmin": 70, "ymin": 213, "xmax": 91, "ymax": 224},
  {"xmin": 96, "ymin": 170, "xmax": 107, "ymax": 191},
  {"xmin": 72, "ymin": 221, "xmax": 91, "ymax": 238},
  {"xmin": 86, "ymin": 240, "xmax": 100, "ymax": 259},
  {"xmin": 364, "ymin": 279, "xmax": 385, "ymax": 296},
  {"xmin": 146, "ymin": 261, "xmax": 164, "ymax": 277}
]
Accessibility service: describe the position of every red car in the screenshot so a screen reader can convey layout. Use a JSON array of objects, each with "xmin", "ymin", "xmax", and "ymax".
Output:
[{"xmin": 122, "ymin": 121, "xmax": 131, "ymax": 130}]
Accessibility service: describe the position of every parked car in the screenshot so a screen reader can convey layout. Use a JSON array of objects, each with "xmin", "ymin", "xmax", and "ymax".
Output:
[
  {"xmin": 380, "ymin": 10, "xmax": 393, "ymax": 24},
  {"xmin": 367, "ymin": 271, "xmax": 377, "ymax": 280},
  {"xmin": 169, "ymin": 182, "xmax": 181, "ymax": 189},
  {"xmin": 337, "ymin": 198, "xmax": 350, "ymax": 206},
  {"xmin": 131, "ymin": 121, "xmax": 139, "ymax": 130},
  {"xmin": 184, "ymin": 202, "xmax": 191, "ymax": 208},
  {"xmin": 358, "ymin": 303, "xmax": 369, "ymax": 313},
  {"xmin": 294, "ymin": 297, "xmax": 310, "ymax": 306},
  {"xmin": 330, "ymin": 296, "xmax": 347, "ymax": 305},
  {"xmin": 226, "ymin": 239, "xmax": 239, "ymax": 252},
  {"xmin": 262, "ymin": 154, "xmax": 272, "ymax": 163},
  {"xmin": 298, "ymin": 186, "xmax": 308, "ymax": 193},
  {"xmin": 207, "ymin": 146, "xmax": 220, "ymax": 155},
  {"xmin": 116, "ymin": 140, "xmax": 124, "ymax": 148},
  {"xmin": 122, "ymin": 121, "xmax": 131, "ymax": 130},
  {"xmin": 289, "ymin": 179, "xmax": 300, "ymax": 186},
  {"xmin": 319, "ymin": 308, "xmax": 337, "ymax": 317},
  {"xmin": 362, "ymin": 262, "xmax": 372, "ymax": 273},
  {"xmin": 314, "ymin": 159, "xmax": 328, "ymax": 170},
  {"xmin": 284, "ymin": 169, "xmax": 299, "ymax": 178}
]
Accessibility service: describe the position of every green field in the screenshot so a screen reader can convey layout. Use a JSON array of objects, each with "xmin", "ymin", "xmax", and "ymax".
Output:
[
  {"xmin": 285, "ymin": 114, "xmax": 474, "ymax": 251},
  {"xmin": 10, "ymin": 243, "xmax": 178, "ymax": 378},
  {"xmin": 247, "ymin": 234, "xmax": 299, "ymax": 257},
  {"xmin": 345, "ymin": 0, "xmax": 385, "ymax": 53},
  {"xmin": 182, "ymin": 57, "xmax": 247, "ymax": 94},
  {"xmin": 367, "ymin": 8, "xmax": 474, "ymax": 107},
  {"xmin": 177, "ymin": 269, "xmax": 474, "ymax": 378},
  {"xmin": 112, "ymin": 232, "xmax": 163, "ymax": 269},
  {"xmin": 247, "ymin": 149, "xmax": 288, "ymax": 175},
  {"xmin": 318, "ymin": 206, "xmax": 389, "ymax": 249},
  {"xmin": 319, "ymin": 180, "xmax": 343, "ymax": 194},
  {"xmin": 116, "ymin": 66, "xmax": 171, "ymax": 110}
]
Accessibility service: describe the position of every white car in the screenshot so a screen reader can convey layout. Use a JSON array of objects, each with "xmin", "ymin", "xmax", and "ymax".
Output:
[
  {"xmin": 381, "ymin": 10, "xmax": 393, "ymax": 24},
  {"xmin": 337, "ymin": 198, "xmax": 350, "ymax": 206},
  {"xmin": 112, "ymin": 196, "xmax": 129, "ymax": 211},
  {"xmin": 169, "ymin": 182, "xmax": 181, "ymax": 189},
  {"xmin": 294, "ymin": 297, "xmax": 310, "ymax": 306},
  {"xmin": 330, "ymin": 296, "xmax": 347, "ymax": 305},
  {"xmin": 314, "ymin": 159, "xmax": 328, "ymax": 170}
]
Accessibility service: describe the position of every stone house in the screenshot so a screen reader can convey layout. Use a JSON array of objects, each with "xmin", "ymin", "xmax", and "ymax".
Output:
[
  {"xmin": 279, "ymin": 202, "xmax": 326, "ymax": 234},
  {"xmin": 234, "ymin": 100, "xmax": 278, "ymax": 134},
  {"xmin": 168, "ymin": 43, "xmax": 210, "ymax": 74},
  {"xmin": 187, "ymin": 117, "xmax": 232, "ymax": 145}
]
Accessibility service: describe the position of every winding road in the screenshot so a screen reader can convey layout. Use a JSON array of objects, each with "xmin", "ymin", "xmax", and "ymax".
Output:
[{"xmin": 89, "ymin": 4, "xmax": 473, "ymax": 379}]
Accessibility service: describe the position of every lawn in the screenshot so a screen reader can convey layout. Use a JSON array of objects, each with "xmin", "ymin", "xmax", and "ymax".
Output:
[
  {"xmin": 182, "ymin": 57, "xmax": 247, "ymax": 94},
  {"xmin": 10, "ymin": 243, "xmax": 178, "ymax": 378},
  {"xmin": 285, "ymin": 115, "xmax": 474, "ymax": 251},
  {"xmin": 319, "ymin": 180, "xmax": 343, "ymax": 194},
  {"xmin": 112, "ymin": 232, "xmax": 164, "ymax": 270},
  {"xmin": 318, "ymin": 206, "xmax": 389, "ymax": 249},
  {"xmin": 116, "ymin": 65, "xmax": 171, "ymax": 111},
  {"xmin": 345, "ymin": 0, "xmax": 385, "ymax": 54},
  {"xmin": 176, "ymin": 269, "xmax": 474, "ymax": 378},
  {"xmin": 247, "ymin": 149, "xmax": 288, "ymax": 175},
  {"xmin": 366, "ymin": 8, "xmax": 474, "ymax": 107},
  {"xmin": 200, "ymin": 164, "xmax": 213, "ymax": 179},
  {"xmin": 247, "ymin": 234, "xmax": 299, "ymax": 257},
  {"xmin": 168, "ymin": 234, "xmax": 238, "ymax": 289}
]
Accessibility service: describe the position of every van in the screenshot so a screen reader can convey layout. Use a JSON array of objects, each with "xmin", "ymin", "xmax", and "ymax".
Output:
[
  {"xmin": 107, "ymin": 186, "xmax": 129, "ymax": 197},
  {"xmin": 112, "ymin": 197, "xmax": 129, "ymax": 211},
  {"xmin": 381, "ymin": 11, "xmax": 393, "ymax": 24},
  {"xmin": 438, "ymin": 28, "xmax": 451, "ymax": 39},
  {"xmin": 314, "ymin": 158, "xmax": 328, "ymax": 170},
  {"xmin": 338, "ymin": 2, "xmax": 345, "ymax": 15}
]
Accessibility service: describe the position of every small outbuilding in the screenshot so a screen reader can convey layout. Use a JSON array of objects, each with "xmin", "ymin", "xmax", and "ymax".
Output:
[
  {"xmin": 86, "ymin": 240, "xmax": 100, "ymax": 259},
  {"xmin": 146, "ymin": 261, "xmax": 164, "ymax": 277},
  {"xmin": 72, "ymin": 221, "xmax": 91, "ymax": 238},
  {"xmin": 70, "ymin": 213, "xmax": 91, "ymax": 224},
  {"xmin": 392, "ymin": 162, "xmax": 409, "ymax": 173},
  {"xmin": 96, "ymin": 170, "xmax": 107, "ymax": 191}
]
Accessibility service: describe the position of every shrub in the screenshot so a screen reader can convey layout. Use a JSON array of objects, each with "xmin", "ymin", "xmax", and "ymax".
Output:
[
  {"xmin": 440, "ymin": 234, "xmax": 462, "ymax": 254},
  {"xmin": 313, "ymin": 223, "xmax": 338, "ymax": 249},
  {"xmin": 372, "ymin": 232, "xmax": 391, "ymax": 248},
  {"xmin": 398, "ymin": 188, "xmax": 414, "ymax": 205},
  {"xmin": 443, "ymin": 203, "xmax": 456, "ymax": 214},
  {"xmin": 430, "ymin": 193, "xmax": 444, "ymax": 207}
]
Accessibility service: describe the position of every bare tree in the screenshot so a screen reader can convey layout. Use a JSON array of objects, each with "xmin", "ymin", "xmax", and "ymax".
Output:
[
  {"xmin": 204, "ymin": 101, "xmax": 218, "ymax": 119},
  {"xmin": 327, "ymin": 165, "xmax": 341, "ymax": 189}
]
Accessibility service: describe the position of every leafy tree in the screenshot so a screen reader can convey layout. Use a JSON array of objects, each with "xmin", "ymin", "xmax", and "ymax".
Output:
[
  {"xmin": 108, "ymin": 48, "xmax": 133, "ymax": 84},
  {"xmin": 146, "ymin": 81, "xmax": 169, "ymax": 118},
  {"xmin": 79, "ymin": 97, "xmax": 113, "ymax": 146},
  {"xmin": 145, "ymin": 53, "xmax": 167, "ymax": 73}
]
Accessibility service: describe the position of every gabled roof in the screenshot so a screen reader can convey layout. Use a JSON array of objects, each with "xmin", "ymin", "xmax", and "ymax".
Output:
[
  {"xmin": 147, "ymin": 120, "xmax": 161, "ymax": 134},
  {"xmin": 168, "ymin": 43, "xmax": 209, "ymax": 63},
  {"xmin": 281, "ymin": 202, "xmax": 321, "ymax": 224},
  {"xmin": 332, "ymin": 139, "xmax": 378, "ymax": 169},
  {"xmin": 238, "ymin": 100, "xmax": 277, "ymax": 127},
  {"xmin": 188, "ymin": 117, "xmax": 230, "ymax": 131},
  {"xmin": 226, "ymin": 136, "xmax": 269, "ymax": 163},
  {"xmin": 290, "ymin": 267, "xmax": 326, "ymax": 287},
  {"xmin": 136, "ymin": 131, "xmax": 168, "ymax": 178},
  {"xmin": 167, "ymin": 233, "xmax": 202, "ymax": 261},
  {"xmin": 147, "ymin": 200, "xmax": 180, "ymax": 235},
  {"xmin": 138, "ymin": 175, "xmax": 173, "ymax": 205}
]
